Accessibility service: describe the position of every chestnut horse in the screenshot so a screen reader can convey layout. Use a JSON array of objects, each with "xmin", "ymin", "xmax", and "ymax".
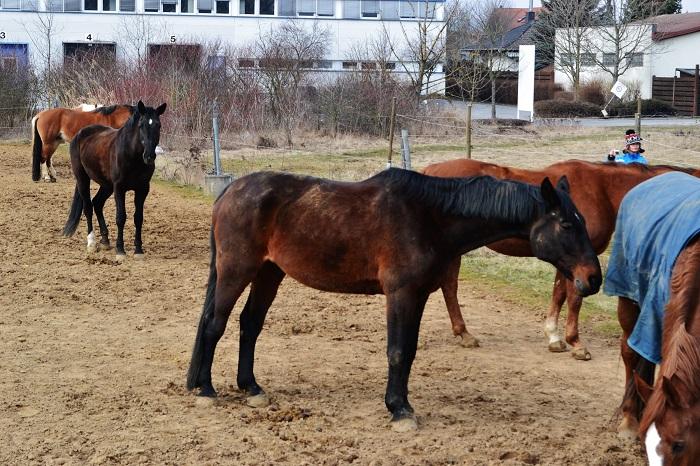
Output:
[
  {"xmin": 62, "ymin": 101, "xmax": 166, "ymax": 260},
  {"xmin": 31, "ymin": 104, "xmax": 134, "ymax": 182},
  {"xmin": 604, "ymin": 172, "xmax": 700, "ymax": 464},
  {"xmin": 423, "ymin": 159, "xmax": 699, "ymax": 360},
  {"xmin": 186, "ymin": 168, "xmax": 601, "ymax": 431}
]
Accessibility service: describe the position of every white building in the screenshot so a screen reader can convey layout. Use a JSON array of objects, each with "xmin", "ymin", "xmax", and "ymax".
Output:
[
  {"xmin": 0, "ymin": 0, "xmax": 446, "ymax": 92},
  {"xmin": 554, "ymin": 12, "xmax": 700, "ymax": 99}
]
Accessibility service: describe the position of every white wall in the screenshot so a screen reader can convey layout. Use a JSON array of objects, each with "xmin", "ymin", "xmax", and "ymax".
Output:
[{"xmin": 0, "ymin": 3, "xmax": 446, "ymax": 92}]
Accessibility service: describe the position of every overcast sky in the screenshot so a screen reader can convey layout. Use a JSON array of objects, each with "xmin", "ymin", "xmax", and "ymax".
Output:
[{"xmin": 509, "ymin": 0, "xmax": 700, "ymax": 12}]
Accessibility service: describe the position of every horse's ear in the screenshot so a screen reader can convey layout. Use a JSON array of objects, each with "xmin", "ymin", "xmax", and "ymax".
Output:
[
  {"xmin": 661, "ymin": 376, "xmax": 686, "ymax": 409},
  {"xmin": 541, "ymin": 177, "xmax": 560, "ymax": 211},
  {"xmin": 634, "ymin": 372, "xmax": 654, "ymax": 404},
  {"xmin": 137, "ymin": 100, "xmax": 146, "ymax": 114},
  {"xmin": 156, "ymin": 103, "xmax": 167, "ymax": 115},
  {"xmin": 556, "ymin": 175, "xmax": 570, "ymax": 194}
]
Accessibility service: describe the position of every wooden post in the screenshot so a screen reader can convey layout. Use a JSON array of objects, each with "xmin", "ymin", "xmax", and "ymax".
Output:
[
  {"xmin": 694, "ymin": 64, "xmax": 699, "ymax": 117},
  {"xmin": 387, "ymin": 97, "xmax": 397, "ymax": 169},
  {"xmin": 401, "ymin": 129, "xmax": 411, "ymax": 170},
  {"xmin": 466, "ymin": 103, "xmax": 472, "ymax": 159},
  {"xmin": 635, "ymin": 95, "xmax": 642, "ymax": 136}
]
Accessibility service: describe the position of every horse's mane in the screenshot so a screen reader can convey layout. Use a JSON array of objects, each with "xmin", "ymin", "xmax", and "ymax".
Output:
[
  {"xmin": 596, "ymin": 160, "xmax": 696, "ymax": 175},
  {"xmin": 639, "ymin": 239, "xmax": 700, "ymax": 436},
  {"xmin": 92, "ymin": 104, "xmax": 135, "ymax": 116},
  {"xmin": 375, "ymin": 168, "xmax": 555, "ymax": 224}
]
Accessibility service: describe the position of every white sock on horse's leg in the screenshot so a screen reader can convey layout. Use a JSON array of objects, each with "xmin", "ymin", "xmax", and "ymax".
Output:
[
  {"xmin": 49, "ymin": 165, "xmax": 57, "ymax": 179},
  {"xmin": 40, "ymin": 162, "xmax": 49, "ymax": 181},
  {"xmin": 87, "ymin": 232, "xmax": 96, "ymax": 253}
]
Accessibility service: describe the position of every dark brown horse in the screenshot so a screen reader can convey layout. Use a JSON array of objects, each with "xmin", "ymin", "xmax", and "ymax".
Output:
[
  {"xmin": 423, "ymin": 159, "xmax": 699, "ymax": 360},
  {"xmin": 186, "ymin": 168, "xmax": 601, "ymax": 431},
  {"xmin": 605, "ymin": 171, "xmax": 700, "ymax": 464},
  {"xmin": 62, "ymin": 101, "xmax": 166, "ymax": 260},
  {"xmin": 31, "ymin": 104, "xmax": 134, "ymax": 182}
]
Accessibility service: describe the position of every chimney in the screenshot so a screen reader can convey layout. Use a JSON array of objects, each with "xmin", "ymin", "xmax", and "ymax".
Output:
[{"xmin": 528, "ymin": 0, "xmax": 535, "ymax": 21}]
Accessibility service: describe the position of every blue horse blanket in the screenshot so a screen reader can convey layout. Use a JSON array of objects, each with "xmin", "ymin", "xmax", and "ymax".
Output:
[{"xmin": 604, "ymin": 172, "xmax": 700, "ymax": 364}]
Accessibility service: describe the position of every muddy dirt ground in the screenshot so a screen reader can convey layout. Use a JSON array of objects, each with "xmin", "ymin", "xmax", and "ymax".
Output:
[{"xmin": 0, "ymin": 145, "xmax": 646, "ymax": 465}]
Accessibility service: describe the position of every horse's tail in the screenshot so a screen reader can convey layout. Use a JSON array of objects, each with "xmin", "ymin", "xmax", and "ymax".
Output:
[
  {"xmin": 31, "ymin": 116, "xmax": 42, "ymax": 182},
  {"xmin": 62, "ymin": 185, "xmax": 83, "ymax": 237},
  {"xmin": 187, "ymin": 228, "xmax": 217, "ymax": 391}
]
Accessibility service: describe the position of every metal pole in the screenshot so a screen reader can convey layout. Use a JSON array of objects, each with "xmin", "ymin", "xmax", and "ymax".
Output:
[
  {"xmin": 212, "ymin": 99, "xmax": 221, "ymax": 176},
  {"xmin": 401, "ymin": 128, "xmax": 411, "ymax": 170},
  {"xmin": 387, "ymin": 97, "xmax": 397, "ymax": 169},
  {"xmin": 466, "ymin": 103, "xmax": 472, "ymax": 159},
  {"xmin": 635, "ymin": 96, "xmax": 642, "ymax": 136}
]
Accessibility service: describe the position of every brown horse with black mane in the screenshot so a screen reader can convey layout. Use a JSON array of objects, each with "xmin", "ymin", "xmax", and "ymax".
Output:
[
  {"xmin": 31, "ymin": 104, "xmax": 135, "ymax": 182},
  {"xmin": 186, "ymin": 168, "xmax": 601, "ymax": 431},
  {"xmin": 423, "ymin": 159, "xmax": 699, "ymax": 360}
]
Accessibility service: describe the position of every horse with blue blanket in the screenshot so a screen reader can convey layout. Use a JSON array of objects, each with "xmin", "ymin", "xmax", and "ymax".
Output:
[{"xmin": 604, "ymin": 172, "xmax": 700, "ymax": 464}]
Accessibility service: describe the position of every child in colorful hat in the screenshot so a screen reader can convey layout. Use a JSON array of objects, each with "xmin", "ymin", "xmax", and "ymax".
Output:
[{"xmin": 607, "ymin": 129, "xmax": 648, "ymax": 165}]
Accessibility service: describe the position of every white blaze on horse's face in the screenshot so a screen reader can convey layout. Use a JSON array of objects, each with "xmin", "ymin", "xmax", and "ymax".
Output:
[
  {"xmin": 149, "ymin": 119, "xmax": 153, "ymax": 125},
  {"xmin": 645, "ymin": 423, "xmax": 664, "ymax": 466}
]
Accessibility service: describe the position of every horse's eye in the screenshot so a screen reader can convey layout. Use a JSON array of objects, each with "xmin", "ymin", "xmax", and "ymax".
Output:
[
  {"xmin": 560, "ymin": 221, "xmax": 573, "ymax": 229},
  {"xmin": 671, "ymin": 441, "xmax": 685, "ymax": 455}
]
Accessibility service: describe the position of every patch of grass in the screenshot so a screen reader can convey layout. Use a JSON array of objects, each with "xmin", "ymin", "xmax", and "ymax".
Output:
[
  {"xmin": 151, "ymin": 178, "xmax": 212, "ymax": 203},
  {"xmin": 458, "ymin": 250, "xmax": 619, "ymax": 337}
]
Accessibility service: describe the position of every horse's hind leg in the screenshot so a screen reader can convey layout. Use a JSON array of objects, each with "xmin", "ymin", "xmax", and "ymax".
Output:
[
  {"xmin": 196, "ymin": 260, "xmax": 261, "ymax": 397},
  {"xmin": 441, "ymin": 257, "xmax": 479, "ymax": 348},
  {"xmin": 75, "ymin": 172, "xmax": 96, "ymax": 252},
  {"xmin": 42, "ymin": 143, "xmax": 59, "ymax": 182},
  {"xmin": 544, "ymin": 271, "xmax": 568, "ymax": 353},
  {"xmin": 237, "ymin": 261, "xmax": 286, "ymax": 407},
  {"xmin": 617, "ymin": 297, "xmax": 646, "ymax": 442},
  {"xmin": 46, "ymin": 157, "xmax": 57, "ymax": 182},
  {"xmin": 92, "ymin": 185, "xmax": 113, "ymax": 250}
]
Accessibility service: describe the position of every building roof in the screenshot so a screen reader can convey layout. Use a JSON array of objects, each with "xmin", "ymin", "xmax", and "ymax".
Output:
[
  {"xmin": 492, "ymin": 7, "xmax": 542, "ymax": 31},
  {"xmin": 646, "ymin": 12, "xmax": 700, "ymax": 41},
  {"xmin": 461, "ymin": 16, "xmax": 537, "ymax": 53}
]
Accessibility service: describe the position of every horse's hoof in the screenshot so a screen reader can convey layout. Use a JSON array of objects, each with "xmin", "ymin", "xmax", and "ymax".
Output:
[
  {"xmin": 391, "ymin": 414, "xmax": 418, "ymax": 432},
  {"xmin": 98, "ymin": 242, "xmax": 112, "ymax": 251},
  {"xmin": 459, "ymin": 333, "xmax": 480, "ymax": 348},
  {"xmin": 86, "ymin": 244, "xmax": 97, "ymax": 254},
  {"xmin": 571, "ymin": 347, "xmax": 592, "ymax": 361},
  {"xmin": 49, "ymin": 178, "xmax": 57, "ymax": 183},
  {"xmin": 133, "ymin": 253, "xmax": 145, "ymax": 261},
  {"xmin": 246, "ymin": 392, "xmax": 270, "ymax": 408},
  {"xmin": 195, "ymin": 396, "xmax": 217, "ymax": 407},
  {"xmin": 548, "ymin": 340, "xmax": 567, "ymax": 353},
  {"xmin": 115, "ymin": 253, "xmax": 126, "ymax": 262}
]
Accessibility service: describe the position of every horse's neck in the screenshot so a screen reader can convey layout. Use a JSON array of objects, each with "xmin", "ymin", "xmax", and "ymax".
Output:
[{"xmin": 118, "ymin": 122, "xmax": 143, "ymax": 158}]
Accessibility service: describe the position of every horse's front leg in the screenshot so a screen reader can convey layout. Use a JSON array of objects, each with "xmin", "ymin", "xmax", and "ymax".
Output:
[
  {"xmin": 441, "ymin": 257, "xmax": 479, "ymax": 348},
  {"xmin": 544, "ymin": 270, "xmax": 568, "ymax": 353},
  {"xmin": 114, "ymin": 186, "xmax": 127, "ymax": 261},
  {"xmin": 564, "ymin": 279, "xmax": 591, "ymax": 360},
  {"xmin": 385, "ymin": 288, "xmax": 428, "ymax": 432},
  {"xmin": 133, "ymin": 187, "xmax": 149, "ymax": 259}
]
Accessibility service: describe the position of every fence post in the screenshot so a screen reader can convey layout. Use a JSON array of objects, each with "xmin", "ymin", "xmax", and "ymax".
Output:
[
  {"xmin": 635, "ymin": 95, "xmax": 642, "ymax": 136},
  {"xmin": 401, "ymin": 128, "xmax": 411, "ymax": 170},
  {"xmin": 212, "ymin": 99, "xmax": 221, "ymax": 176},
  {"xmin": 694, "ymin": 64, "xmax": 699, "ymax": 117},
  {"xmin": 465, "ymin": 103, "xmax": 472, "ymax": 159},
  {"xmin": 387, "ymin": 97, "xmax": 397, "ymax": 169}
]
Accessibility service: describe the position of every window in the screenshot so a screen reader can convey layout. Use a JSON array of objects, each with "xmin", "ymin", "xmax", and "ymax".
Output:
[
  {"xmin": 238, "ymin": 58, "xmax": 254, "ymax": 68},
  {"xmin": 603, "ymin": 53, "xmax": 616, "ymax": 67},
  {"xmin": 64, "ymin": 0, "xmax": 80, "ymax": 9},
  {"xmin": 383, "ymin": 62, "xmax": 396, "ymax": 70},
  {"xmin": 180, "ymin": 0, "xmax": 190, "ymax": 12},
  {"xmin": 361, "ymin": 61, "xmax": 377, "ymax": 70},
  {"xmin": 1, "ymin": 56, "xmax": 18, "ymax": 70},
  {"xmin": 315, "ymin": 60, "xmax": 332, "ymax": 69},
  {"xmin": 343, "ymin": 0, "xmax": 359, "ymax": 18},
  {"xmin": 46, "ymin": 0, "xmax": 63, "ymax": 11},
  {"xmin": 120, "ymin": 0, "xmax": 134, "ymax": 10},
  {"xmin": 1, "ymin": 0, "xmax": 21, "ymax": 8},
  {"xmin": 216, "ymin": 0, "xmax": 228, "ymax": 13},
  {"xmin": 102, "ymin": 0, "xmax": 115, "ymax": 10},
  {"xmin": 581, "ymin": 53, "xmax": 595, "ymax": 66},
  {"xmin": 400, "ymin": 0, "xmax": 415, "ymax": 17},
  {"xmin": 317, "ymin": 0, "xmax": 332, "ymax": 15},
  {"xmin": 145, "ymin": 0, "xmax": 159, "ymax": 11},
  {"xmin": 381, "ymin": 0, "xmax": 399, "ymax": 19},
  {"xmin": 260, "ymin": 0, "xmax": 273, "ymax": 14},
  {"xmin": 560, "ymin": 53, "xmax": 573, "ymax": 67},
  {"xmin": 628, "ymin": 52, "xmax": 643, "ymax": 67},
  {"xmin": 279, "ymin": 0, "xmax": 294, "ymax": 15},
  {"xmin": 297, "ymin": 0, "xmax": 313, "ymax": 15},
  {"xmin": 64, "ymin": 42, "xmax": 117, "ymax": 65},
  {"xmin": 206, "ymin": 55, "xmax": 225, "ymax": 70},
  {"xmin": 162, "ymin": 0, "xmax": 176, "ymax": 11},
  {"xmin": 361, "ymin": 0, "xmax": 378, "ymax": 17},
  {"xmin": 239, "ymin": 0, "xmax": 253, "ymax": 13},
  {"xmin": 83, "ymin": 0, "xmax": 97, "ymax": 8},
  {"xmin": 342, "ymin": 61, "xmax": 358, "ymax": 70}
]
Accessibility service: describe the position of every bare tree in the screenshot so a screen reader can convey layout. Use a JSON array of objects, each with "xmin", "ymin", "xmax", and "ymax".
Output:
[
  {"xmin": 255, "ymin": 20, "xmax": 329, "ymax": 146},
  {"xmin": 535, "ymin": 0, "xmax": 599, "ymax": 99},
  {"xmin": 382, "ymin": 0, "xmax": 456, "ymax": 100},
  {"xmin": 20, "ymin": 2, "xmax": 62, "ymax": 105}
]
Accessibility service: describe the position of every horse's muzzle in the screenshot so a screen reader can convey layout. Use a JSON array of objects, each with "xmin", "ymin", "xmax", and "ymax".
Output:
[{"xmin": 574, "ymin": 274, "xmax": 601, "ymax": 297}]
